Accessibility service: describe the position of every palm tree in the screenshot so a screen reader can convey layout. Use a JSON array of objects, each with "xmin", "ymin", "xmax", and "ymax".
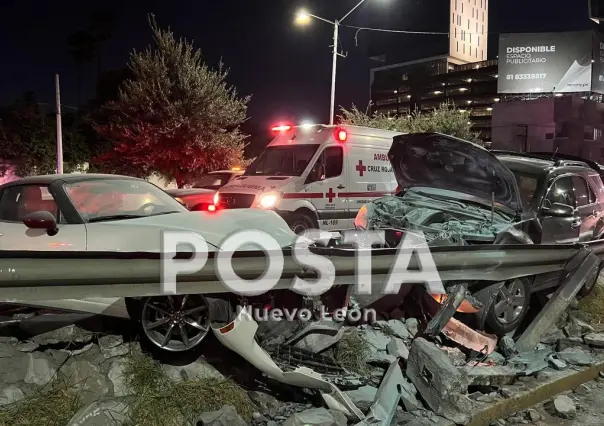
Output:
[
  {"xmin": 67, "ymin": 30, "xmax": 98, "ymax": 106},
  {"xmin": 88, "ymin": 8, "xmax": 117, "ymax": 76}
]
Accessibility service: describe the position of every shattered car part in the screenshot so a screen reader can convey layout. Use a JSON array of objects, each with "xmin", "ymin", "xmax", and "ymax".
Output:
[
  {"xmin": 284, "ymin": 319, "xmax": 346, "ymax": 354},
  {"xmin": 515, "ymin": 249, "xmax": 601, "ymax": 352},
  {"xmin": 441, "ymin": 318, "xmax": 497, "ymax": 355},
  {"xmin": 211, "ymin": 309, "xmax": 365, "ymax": 421},
  {"xmin": 354, "ymin": 360, "xmax": 410, "ymax": 426},
  {"xmin": 265, "ymin": 345, "xmax": 364, "ymax": 389},
  {"xmin": 425, "ymin": 284, "xmax": 467, "ymax": 337}
]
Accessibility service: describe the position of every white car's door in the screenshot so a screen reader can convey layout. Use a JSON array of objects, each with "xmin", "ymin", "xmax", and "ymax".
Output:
[{"xmin": 0, "ymin": 184, "xmax": 86, "ymax": 250}]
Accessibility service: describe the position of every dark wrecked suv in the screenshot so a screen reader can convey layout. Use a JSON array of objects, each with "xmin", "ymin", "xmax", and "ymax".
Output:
[{"xmin": 354, "ymin": 132, "xmax": 604, "ymax": 336}]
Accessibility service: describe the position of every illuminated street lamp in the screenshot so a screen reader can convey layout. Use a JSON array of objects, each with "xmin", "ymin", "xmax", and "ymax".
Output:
[{"xmin": 295, "ymin": 0, "xmax": 377, "ymax": 125}]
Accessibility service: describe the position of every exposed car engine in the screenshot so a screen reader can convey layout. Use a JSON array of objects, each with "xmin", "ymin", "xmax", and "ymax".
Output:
[{"xmin": 357, "ymin": 195, "xmax": 518, "ymax": 247}]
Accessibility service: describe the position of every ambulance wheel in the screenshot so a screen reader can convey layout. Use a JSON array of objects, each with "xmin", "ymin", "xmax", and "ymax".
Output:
[{"xmin": 289, "ymin": 212, "xmax": 316, "ymax": 234}]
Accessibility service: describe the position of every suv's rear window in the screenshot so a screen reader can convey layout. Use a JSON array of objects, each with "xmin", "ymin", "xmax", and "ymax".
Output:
[{"xmin": 511, "ymin": 171, "xmax": 540, "ymax": 207}]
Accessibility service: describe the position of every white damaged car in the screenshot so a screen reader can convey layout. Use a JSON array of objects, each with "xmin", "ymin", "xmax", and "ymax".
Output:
[{"xmin": 0, "ymin": 174, "xmax": 347, "ymax": 353}]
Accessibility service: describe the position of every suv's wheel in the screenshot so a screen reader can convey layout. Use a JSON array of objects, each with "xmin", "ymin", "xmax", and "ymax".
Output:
[
  {"xmin": 485, "ymin": 278, "xmax": 531, "ymax": 336},
  {"xmin": 139, "ymin": 294, "xmax": 211, "ymax": 353},
  {"xmin": 289, "ymin": 212, "xmax": 316, "ymax": 235},
  {"xmin": 578, "ymin": 261, "xmax": 602, "ymax": 299}
]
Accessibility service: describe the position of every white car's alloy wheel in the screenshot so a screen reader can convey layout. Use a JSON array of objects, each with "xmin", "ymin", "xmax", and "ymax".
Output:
[{"xmin": 141, "ymin": 295, "xmax": 211, "ymax": 352}]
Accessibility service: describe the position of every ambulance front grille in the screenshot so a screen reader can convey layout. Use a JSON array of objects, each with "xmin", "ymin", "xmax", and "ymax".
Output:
[{"xmin": 220, "ymin": 193, "xmax": 255, "ymax": 209}]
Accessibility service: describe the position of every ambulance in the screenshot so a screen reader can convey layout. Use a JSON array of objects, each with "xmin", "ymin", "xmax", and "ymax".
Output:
[{"xmin": 214, "ymin": 124, "xmax": 403, "ymax": 233}]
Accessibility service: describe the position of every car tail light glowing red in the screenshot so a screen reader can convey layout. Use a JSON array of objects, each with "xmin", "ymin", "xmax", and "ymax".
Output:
[
  {"xmin": 207, "ymin": 204, "xmax": 216, "ymax": 212},
  {"xmin": 334, "ymin": 127, "xmax": 347, "ymax": 142}
]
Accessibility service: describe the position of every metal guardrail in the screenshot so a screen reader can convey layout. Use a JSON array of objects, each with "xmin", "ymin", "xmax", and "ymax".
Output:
[{"xmin": 0, "ymin": 241, "xmax": 603, "ymax": 301}]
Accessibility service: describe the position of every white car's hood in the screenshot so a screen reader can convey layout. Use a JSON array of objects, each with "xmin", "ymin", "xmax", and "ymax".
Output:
[
  {"xmin": 219, "ymin": 175, "xmax": 296, "ymax": 195},
  {"xmin": 85, "ymin": 209, "xmax": 299, "ymax": 252}
]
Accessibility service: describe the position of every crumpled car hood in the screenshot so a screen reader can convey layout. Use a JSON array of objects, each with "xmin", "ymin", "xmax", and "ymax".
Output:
[
  {"xmin": 389, "ymin": 133, "xmax": 522, "ymax": 213},
  {"xmin": 360, "ymin": 195, "xmax": 515, "ymax": 246}
]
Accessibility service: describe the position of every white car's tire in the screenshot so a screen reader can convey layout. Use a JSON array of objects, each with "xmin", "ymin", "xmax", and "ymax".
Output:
[{"xmin": 137, "ymin": 295, "xmax": 212, "ymax": 353}]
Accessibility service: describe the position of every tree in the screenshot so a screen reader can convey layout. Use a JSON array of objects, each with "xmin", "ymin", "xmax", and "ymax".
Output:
[
  {"xmin": 67, "ymin": 30, "xmax": 98, "ymax": 106},
  {"xmin": 67, "ymin": 7, "xmax": 117, "ymax": 106},
  {"xmin": 0, "ymin": 93, "xmax": 90, "ymax": 176},
  {"xmin": 339, "ymin": 103, "xmax": 481, "ymax": 144},
  {"xmin": 94, "ymin": 15, "xmax": 250, "ymax": 187}
]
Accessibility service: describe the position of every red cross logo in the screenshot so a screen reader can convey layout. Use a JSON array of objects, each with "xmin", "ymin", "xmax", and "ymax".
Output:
[
  {"xmin": 326, "ymin": 188, "xmax": 336, "ymax": 203},
  {"xmin": 356, "ymin": 160, "xmax": 367, "ymax": 177}
]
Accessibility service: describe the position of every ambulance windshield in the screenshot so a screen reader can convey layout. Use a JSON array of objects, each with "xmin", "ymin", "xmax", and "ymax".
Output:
[{"xmin": 244, "ymin": 144, "xmax": 320, "ymax": 176}]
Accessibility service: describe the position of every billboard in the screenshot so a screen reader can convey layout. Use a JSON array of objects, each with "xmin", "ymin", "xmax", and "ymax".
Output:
[{"xmin": 498, "ymin": 31, "xmax": 593, "ymax": 94}]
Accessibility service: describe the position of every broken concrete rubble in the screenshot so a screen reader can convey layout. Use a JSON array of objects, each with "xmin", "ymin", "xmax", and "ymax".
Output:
[
  {"xmin": 407, "ymin": 338, "xmax": 472, "ymax": 424},
  {"xmin": 386, "ymin": 337, "xmax": 409, "ymax": 360},
  {"xmin": 584, "ymin": 332, "xmax": 604, "ymax": 348},
  {"xmin": 515, "ymin": 250, "xmax": 600, "ymax": 353}
]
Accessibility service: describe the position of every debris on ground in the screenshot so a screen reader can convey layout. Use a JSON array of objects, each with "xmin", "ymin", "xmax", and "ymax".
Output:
[{"xmin": 2, "ymin": 276, "xmax": 604, "ymax": 426}]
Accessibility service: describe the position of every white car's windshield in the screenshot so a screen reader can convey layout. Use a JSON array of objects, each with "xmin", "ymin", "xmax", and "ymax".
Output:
[
  {"xmin": 244, "ymin": 144, "xmax": 319, "ymax": 176},
  {"xmin": 64, "ymin": 179, "xmax": 188, "ymax": 222},
  {"xmin": 194, "ymin": 173, "xmax": 231, "ymax": 189}
]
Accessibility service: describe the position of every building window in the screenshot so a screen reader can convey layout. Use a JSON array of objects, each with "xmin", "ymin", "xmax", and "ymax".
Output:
[
  {"xmin": 452, "ymin": 12, "xmax": 454, "ymax": 23},
  {"xmin": 468, "ymin": 19, "xmax": 470, "ymax": 30},
  {"xmin": 461, "ymin": 3, "xmax": 463, "ymax": 12},
  {"xmin": 482, "ymin": 24, "xmax": 484, "ymax": 33},
  {"xmin": 476, "ymin": 22, "xmax": 478, "ymax": 32},
  {"xmin": 455, "ymin": 0, "xmax": 457, "ymax": 10},
  {"xmin": 476, "ymin": 47, "xmax": 478, "ymax": 57},
  {"xmin": 470, "ymin": 33, "xmax": 472, "ymax": 43},
  {"xmin": 457, "ymin": 41, "xmax": 459, "ymax": 52},
  {"xmin": 463, "ymin": 44, "xmax": 466, "ymax": 54}
]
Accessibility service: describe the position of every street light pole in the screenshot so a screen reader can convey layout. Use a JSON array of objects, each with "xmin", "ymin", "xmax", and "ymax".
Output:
[
  {"xmin": 329, "ymin": 20, "xmax": 339, "ymax": 125},
  {"xmin": 296, "ymin": 0, "xmax": 368, "ymax": 126}
]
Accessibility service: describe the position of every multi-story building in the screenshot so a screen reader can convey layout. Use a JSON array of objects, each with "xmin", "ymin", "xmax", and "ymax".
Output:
[{"xmin": 369, "ymin": 0, "xmax": 495, "ymax": 140}]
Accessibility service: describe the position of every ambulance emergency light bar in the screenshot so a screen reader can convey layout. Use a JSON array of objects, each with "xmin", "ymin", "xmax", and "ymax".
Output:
[{"xmin": 270, "ymin": 123, "xmax": 348, "ymax": 142}]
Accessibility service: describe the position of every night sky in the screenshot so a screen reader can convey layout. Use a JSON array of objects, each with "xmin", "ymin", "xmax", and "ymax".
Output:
[{"xmin": 0, "ymin": 0, "xmax": 594, "ymax": 130}]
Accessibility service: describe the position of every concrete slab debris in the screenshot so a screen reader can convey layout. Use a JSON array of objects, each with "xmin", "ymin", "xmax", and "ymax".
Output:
[
  {"xmin": 584, "ymin": 332, "xmax": 604, "ymax": 348},
  {"xmin": 283, "ymin": 407, "xmax": 348, "ymax": 426},
  {"xmin": 405, "ymin": 318, "xmax": 419, "ymax": 338},
  {"xmin": 386, "ymin": 337, "xmax": 409, "ymax": 360},
  {"xmin": 515, "ymin": 250, "xmax": 601, "ymax": 353},
  {"xmin": 547, "ymin": 354, "xmax": 568, "ymax": 370},
  {"xmin": 375, "ymin": 319, "xmax": 409, "ymax": 339},
  {"xmin": 354, "ymin": 360, "xmax": 411, "ymax": 426},
  {"xmin": 465, "ymin": 366, "xmax": 517, "ymax": 387},
  {"xmin": 407, "ymin": 338, "xmax": 472, "ymax": 424},
  {"xmin": 563, "ymin": 317, "xmax": 595, "ymax": 338},
  {"xmin": 198, "ymin": 404, "xmax": 248, "ymax": 426},
  {"xmin": 558, "ymin": 347, "xmax": 596, "ymax": 366},
  {"xmin": 546, "ymin": 395, "xmax": 576, "ymax": 419},
  {"xmin": 344, "ymin": 386, "xmax": 378, "ymax": 413}
]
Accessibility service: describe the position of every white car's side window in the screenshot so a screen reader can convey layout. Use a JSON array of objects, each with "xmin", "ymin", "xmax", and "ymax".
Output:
[{"xmin": 0, "ymin": 185, "xmax": 62, "ymax": 223}]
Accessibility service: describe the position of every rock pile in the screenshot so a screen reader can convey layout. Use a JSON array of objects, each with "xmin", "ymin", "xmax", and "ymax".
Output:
[{"xmin": 0, "ymin": 302, "xmax": 602, "ymax": 426}]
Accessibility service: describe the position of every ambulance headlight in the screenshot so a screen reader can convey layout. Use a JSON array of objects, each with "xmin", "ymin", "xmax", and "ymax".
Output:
[
  {"xmin": 257, "ymin": 192, "xmax": 282, "ymax": 209},
  {"xmin": 354, "ymin": 204, "xmax": 374, "ymax": 230}
]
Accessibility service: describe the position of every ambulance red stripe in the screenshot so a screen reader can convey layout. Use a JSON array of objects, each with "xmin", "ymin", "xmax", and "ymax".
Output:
[{"xmin": 282, "ymin": 193, "xmax": 324, "ymax": 199}]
